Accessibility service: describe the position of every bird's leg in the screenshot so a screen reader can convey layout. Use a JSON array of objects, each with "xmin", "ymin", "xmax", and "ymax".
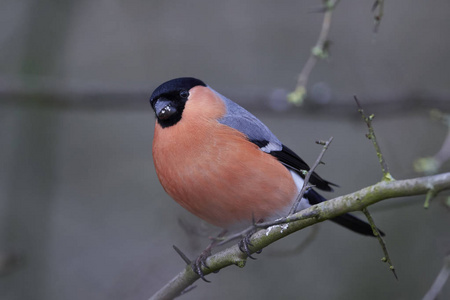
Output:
[{"xmin": 192, "ymin": 229, "xmax": 227, "ymax": 282}]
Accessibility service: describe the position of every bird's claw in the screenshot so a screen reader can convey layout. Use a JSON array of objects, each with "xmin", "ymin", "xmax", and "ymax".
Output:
[
  {"xmin": 191, "ymin": 248, "xmax": 212, "ymax": 282},
  {"xmin": 238, "ymin": 228, "xmax": 262, "ymax": 259}
]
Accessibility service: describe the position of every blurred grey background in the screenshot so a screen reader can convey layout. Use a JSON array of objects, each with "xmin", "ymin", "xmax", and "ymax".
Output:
[{"xmin": 1, "ymin": 1, "xmax": 450, "ymax": 299}]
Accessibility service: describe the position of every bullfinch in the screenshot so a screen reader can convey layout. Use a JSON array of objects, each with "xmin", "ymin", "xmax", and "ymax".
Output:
[{"xmin": 150, "ymin": 78, "xmax": 382, "ymax": 276}]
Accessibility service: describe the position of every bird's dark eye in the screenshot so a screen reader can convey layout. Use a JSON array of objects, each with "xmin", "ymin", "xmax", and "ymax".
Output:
[{"xmin": 179, "ymin": 90, "xmax": 189, "ymax": 99}]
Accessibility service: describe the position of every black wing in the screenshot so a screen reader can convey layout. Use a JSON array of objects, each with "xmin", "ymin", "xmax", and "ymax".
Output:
[{"xmin": 268, "ymin": 144, "xmax": 337, "ymax": 192}]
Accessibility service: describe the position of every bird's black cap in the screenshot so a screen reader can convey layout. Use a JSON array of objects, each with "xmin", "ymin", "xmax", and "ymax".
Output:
[{"xmin": 150, "ymin": 77, "xmax": 206, "ymax": 106}]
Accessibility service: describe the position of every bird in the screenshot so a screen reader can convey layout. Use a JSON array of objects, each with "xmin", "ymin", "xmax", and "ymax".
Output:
[{"xmin": 149, "ymin": 77, "xmax": 382, "ymax": 277}]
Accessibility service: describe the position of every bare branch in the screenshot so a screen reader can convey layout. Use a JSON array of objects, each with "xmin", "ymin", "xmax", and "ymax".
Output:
[
  {"xmin": 362, "ymin": 207, "xmax": 397, "ymax": 279},
  {"xmin": 149, "ymin": 172, "xmax": 450, "ymax": 300},
  {"xmin": 288, "ymin": 0, "xmax": 339, "ymax": 105},
  {"xmin": 355, "ymin": 96, "xmax": 394, "ymax": 181},
  {"xmin": 355, "ymin": 96, "xmax": 396, "ymax": 277}
]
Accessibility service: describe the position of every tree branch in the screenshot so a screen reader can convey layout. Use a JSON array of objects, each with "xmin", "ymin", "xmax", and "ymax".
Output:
[
  {"xmin": 149, "ymin": 172, "xmax": 450, "ymax": 300},
  {"xmin": 355, "ymin": 96, "xmax": 394, "ymax": 181},
  {"xmin": 354, "ymin": 97, "xmax": 397, "ymax": 276},
  {"xmin": 362, "ymin": 207, "xmax": 397, "ymax": 279},
  {"xmin": 288, "ymin": 0, "xmax": 338, "ymax": 105}
]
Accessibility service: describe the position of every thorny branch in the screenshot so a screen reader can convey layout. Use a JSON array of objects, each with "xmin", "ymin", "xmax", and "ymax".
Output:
[
  {"xmin": 149, "ymin": 173, "xmax": 450, "ymax": 300},
  {"xmin": 288, "ymin": 0, "xmax": 339, "ymax": 105},
  {"xmin": 355, "ymin": 97, "xmax": 396, "ymax": 277},
  {"xmin": 355, "ymin": 96, "xmax": 394, "ymax": 182},
  {"xmin": 362, "ymin": 207, "xmax": 397, "ymax": 279}
]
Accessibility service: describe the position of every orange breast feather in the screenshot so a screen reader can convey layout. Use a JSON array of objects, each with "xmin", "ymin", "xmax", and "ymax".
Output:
[{"xmin": 152, "ymin": 86, "xmax": 297, "ymax": 229}]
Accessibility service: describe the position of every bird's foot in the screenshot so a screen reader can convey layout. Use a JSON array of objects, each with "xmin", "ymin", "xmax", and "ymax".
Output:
[
  {"xmin": 190, "ymin": 229, "xmax": 227, "ymax": 282},
  {"xmin": 238, "ymin": 227, "xmax": 262, "ymax": 259},
  {"xmin": 191, "ymin": 248, "xmax": 212, "ymax": 282}
]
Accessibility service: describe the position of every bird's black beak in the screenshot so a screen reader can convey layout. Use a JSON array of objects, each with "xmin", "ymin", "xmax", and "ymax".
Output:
[{"xmin": 154, "ymin": 98, "xmax": 177, "ymax": 120}]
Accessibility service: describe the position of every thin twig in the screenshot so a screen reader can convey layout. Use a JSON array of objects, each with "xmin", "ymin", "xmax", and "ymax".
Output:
[
  {"xmin": 362, "ymin": 208, "xmax": 397, "ymax": 279},
  {"xmin": 289, "ymin": 137, "xmax": 334, "ymax": 215},
  {"xmin": 355, "ymin": 96, "xmax": 394, "ymax": 182},
  {"xmin": 288, "ymin": 0, "xmax": 339, "ymax": 105},
  {"xmin": 355, "ymin": 96, "xmax": 397, "ymax": 278}
]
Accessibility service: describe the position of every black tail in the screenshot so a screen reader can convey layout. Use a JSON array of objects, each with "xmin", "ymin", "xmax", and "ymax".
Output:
[{"xmin": 304, "ymin": 189, "xmax": 384, "ymax": 237}]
